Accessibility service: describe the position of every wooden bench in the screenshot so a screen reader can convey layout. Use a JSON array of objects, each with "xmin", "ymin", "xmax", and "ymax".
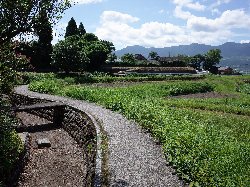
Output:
[{"xmin": 14, "ymin": 102, "xmax": 66, "ymax": 125}]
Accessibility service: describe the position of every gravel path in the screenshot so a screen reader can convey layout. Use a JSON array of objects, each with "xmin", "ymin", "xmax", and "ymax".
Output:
[{"xmin": 15, "ymin": 85, "xmax": 184, "ymax": 187}]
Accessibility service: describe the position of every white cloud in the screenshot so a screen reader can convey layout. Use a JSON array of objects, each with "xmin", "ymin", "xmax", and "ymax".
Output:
[
  {"xmin": 71, "ymin": 0, "xmax": 104, "ymax": 5},
  {"xmin": 100, "ymin": 11, "xmax": 140, "ymax": 24},
  {"xmin": 240, "ymin": 40, "xmax": 250, "ymax": 44},
  {"xmin": 211, "ymin": 8, "xmax": 220, "ymax": 15},
  {"xmin": 187, "ymin": 9, "xmax": 250, "ymax": 32},
  {"xmin": 174, "ymin": 6, "xmax": 194, "ymax": 20},
  {"xmin": 210, "ymin": 0, "xmax": 231, "ymax": 8},
  {"xmin": 95, "ymin": 8, "xmax": 250, "ymax": 50},
  {"xmin": 173, "ymin": 0, "xmax": 205, "ymax": 11},
  {"xmin": 95, "ymin": 11, "xmax": 186, "ymax": 49}
]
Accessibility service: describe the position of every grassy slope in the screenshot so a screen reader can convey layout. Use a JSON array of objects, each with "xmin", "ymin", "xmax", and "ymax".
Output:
[{"xmin": 29, "ymin": 75, "xmax": 250, "ymax": 187}]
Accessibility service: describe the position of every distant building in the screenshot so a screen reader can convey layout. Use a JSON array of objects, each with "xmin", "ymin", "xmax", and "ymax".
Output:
[{"xmin": 218, "ymin": 66, "xmax": 233, "ymax": 75}]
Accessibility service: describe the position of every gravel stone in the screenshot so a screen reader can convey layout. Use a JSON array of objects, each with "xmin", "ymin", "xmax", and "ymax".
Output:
[
  {"xmin": 15, "ymin": 85, "xmax": 185, "ymax": 187},
  {"xmin": 37, "ymin": 138, "xmax": 51, "ymax": 148}
]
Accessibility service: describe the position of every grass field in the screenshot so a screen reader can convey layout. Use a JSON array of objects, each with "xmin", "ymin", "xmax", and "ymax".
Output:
[{"xmin": 28, "ymin": 73, "xmax": 250, "ymax": 187}]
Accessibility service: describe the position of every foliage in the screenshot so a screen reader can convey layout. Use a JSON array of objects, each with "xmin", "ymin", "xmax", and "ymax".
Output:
[
  {"xmin": 78, "ymin": 22, "xmax": 86, "ymax": 36},
  {"xmin": 53, "ymin": 30, "xmax": 114, "ymax": 72},
  {"xmin": 85, "ymin": 41, "xmax": 110, "ymax": 71},
  {"xmin": 0, "ymin": 43, "xmax": 29, "ymax": 94},
  {"xmin": 237, "ymin": 83, "xmax": 250, "ymax": 94},
  {"xmin": 65, "ymin": 17, "xmax": 78, "ymax": 38},
  {"xmin": 203, "ymin": 49, "xmax": 222, "ymax": 73},
  {"xmin": 121, "ymin": 53, "xmax": 136, "ymax": 65},
  {"xmin": 18, "ymin": 72, "xmax": 56, "ymax": 84},
  {"xmin": 0, "ymin": 0, "xmax": 71, "ymax": 44},
  {"xmin": 106, "ymin": 53, "xmax": 117, "ymax": 63},
  {"xmin": 83, "ymin": 33, "xmax": 99, "ymax": 42},
  {"xmin": 168, "ymin": 82, "xmax": 213, "ymax": 96},
  {"xmin": 0, "ymin": 100, "xmax": 23, "ymax": 185},
  {"xmin": 32, "ymin": 8, "xmax": 53, "ymax": 70},
  {"xmin": 148, "ymin": 51, "xmax": 159, "ymax": 60},
  {"xmin": 20, "ymin": 72, "xmax": 205, "ymax": 85},
  {"xmin": 51, "ymin": 36, "xmax": 89, "ymax": 73},
  {"xmin": 188, "ymin": 54, "xmax": 205, "ymax": 70},
  {"xmin": 101, "ymin": 40, "xmax": 115, "ymax": 54},
  {"xmin": 29, "ymin": 75, "xmax": 250, "ymax": 186}
]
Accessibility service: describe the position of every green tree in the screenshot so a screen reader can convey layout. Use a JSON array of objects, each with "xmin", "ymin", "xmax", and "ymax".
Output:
[
  {"xmin": 203, "ymin": 49, "xmax": 222, "ymax": 73},
  {"xmin": 121, "ymin": 53, "xmax": 136, "ymax": 65},
  {"xmin": 52, "ymin": 36, "xmax": 89, "ymax": 74},
  {"xmin": 78, "ymin": 22, "xmax": 86, "ymax": 36},
  {"xmin": 189, "ymin": 54, "xmax": 205, "ymax": 70},
  {"xmin": 83, "ymin": 33, "xmax": 99, "ymax": 42},
  {"xmin": 0, "ymin": 0, "xmax": 71, "ymax": 45},
  {"xmin": 101, "ymin": 40, "xmax": 115, "ymax": 54},
  {"xmin": 107, "ymin": 53, "xmax": 117, "ymax": 63},
  {"xmin": 148, "ymin": 51, "xmax": 159, "ymax": 60},
  {"xmin": 65, "ymin": 17, "xmax": 78, "ymax": 38},
  {"xmin": 0, "ymin": 1, "xmax": 70, "ymax": 185},
  {"xmin": 86, "ymin": 41, "xmax": 109, "ymax": 71},
  {"xmin": 32, "ymin": 8, "xmax": 53, "ymax": 70}
]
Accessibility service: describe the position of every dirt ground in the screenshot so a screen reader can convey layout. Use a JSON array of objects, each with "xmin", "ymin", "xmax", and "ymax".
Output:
[
  {"xmin": 17, "ymin": 113, "xmax": 87, "ymax": 187},
  {"xmin": 170, "ymin": 92, "xmax": 237, "ymax": 99}
]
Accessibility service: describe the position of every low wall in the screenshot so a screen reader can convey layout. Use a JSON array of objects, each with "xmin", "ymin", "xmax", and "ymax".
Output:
[{"xmin": 11, "ymin": 93, "xmax": 97, "ymax": 187}]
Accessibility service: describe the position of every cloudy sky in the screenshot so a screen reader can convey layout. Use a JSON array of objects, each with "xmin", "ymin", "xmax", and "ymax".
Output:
[{"xmin": 53, "ymin": 0, "xmax": 250, "ymax": 49}]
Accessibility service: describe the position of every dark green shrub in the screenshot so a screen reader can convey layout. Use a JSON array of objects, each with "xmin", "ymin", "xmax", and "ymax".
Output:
[
  {"xmin": 168, "ymin": 82, "xmax": 214, "ymax": 96},
  {"xmin": 0, "ymin": 105, "xmax": 23, "ymax": 185}
]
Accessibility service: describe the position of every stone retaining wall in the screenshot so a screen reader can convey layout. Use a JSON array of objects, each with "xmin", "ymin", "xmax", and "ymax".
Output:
[{"xmin": 11, "ymin": 93, "xmax": 97, "ymax": 187}]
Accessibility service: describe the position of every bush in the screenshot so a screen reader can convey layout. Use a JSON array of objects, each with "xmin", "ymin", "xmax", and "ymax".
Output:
[
  {"xmin": 18, "ymin": 72, "xmax": 56, "ymax": 84},
  {"xmin": 168, "ymin": 82, "xmax": 214, "ymax": 96},
  {"xmin": 0, "ymin": 102, "xmax": 23, "ymax": 185},
  {"xmin": 29, "ymin": 79, "xmax": 65, "ymax": 94},
  {"xmin": 0, "ymin": 43, "xmax": 29, "ymax": 94}
]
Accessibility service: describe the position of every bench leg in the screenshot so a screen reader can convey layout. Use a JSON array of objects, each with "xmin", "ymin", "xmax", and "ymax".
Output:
[{"xmin": 53, "ymin": 106, "xmax": 65, "ymax": 127}]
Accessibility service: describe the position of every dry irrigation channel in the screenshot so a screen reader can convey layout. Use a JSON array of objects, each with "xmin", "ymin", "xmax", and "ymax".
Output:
[{"xmin": 11, "ymin": 93, "xmax": 99, "ymax": 187}]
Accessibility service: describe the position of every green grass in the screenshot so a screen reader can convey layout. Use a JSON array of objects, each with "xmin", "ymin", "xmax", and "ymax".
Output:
[
  {"xmin": 28, "ymin": 75, "xmax": 250, "ymax": 187},
  {"xmin": 18, "ymin": 72, "xmax": 205, "ymax": 85},
  {"xmin": 164, "ymin": 96, "xmax": 250, "ymax": 116}
]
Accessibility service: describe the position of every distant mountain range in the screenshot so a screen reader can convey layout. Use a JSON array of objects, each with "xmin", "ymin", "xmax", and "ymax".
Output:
[{"xmin": 115, "ymin": 42, "xmax": 250, "ymax": 72}]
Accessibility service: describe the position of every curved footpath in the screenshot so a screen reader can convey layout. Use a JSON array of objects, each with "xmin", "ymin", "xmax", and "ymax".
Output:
[{"xmin": 15, "ymin": 85, "xmax": 184, "ymax": 187}]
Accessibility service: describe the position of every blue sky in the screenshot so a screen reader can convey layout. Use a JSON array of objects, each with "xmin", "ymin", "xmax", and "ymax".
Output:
[{"xmin": 53, "ymin": 0, "xmax": 250, "ymax": 50}]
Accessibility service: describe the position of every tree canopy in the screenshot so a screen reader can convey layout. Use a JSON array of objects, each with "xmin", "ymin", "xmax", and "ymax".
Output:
[
  {"xmin": 78, "ymin": 22, "xmax": 86, "ymax": 36},
  {"xmin": 203, "ymin": 49, "xmax": 222, "ymax": 73},
  {"xmin": 148, "ymin": 51, "xmax": 159, "ymax": 60},
  {"xmin": 52, "ymin": 36, "xmax": 89, "ymax": 73},
  {"xmin": 121, "ymin": 53, "xmax": 136, "ymax": 65},
  {"xmin": 52, "ymin": 31, "xmax": 115, "ymax": 72},
  {"xmin": 0, "ymin": 0, "xmax": 71, "ymax": 44},
  {"xmin": 32, "ymin": 7, "xmax": 53, "ymax": 69},
  {"xmin": 65, "ymin": 17, "xmax": 78, "ymax": 38}
]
